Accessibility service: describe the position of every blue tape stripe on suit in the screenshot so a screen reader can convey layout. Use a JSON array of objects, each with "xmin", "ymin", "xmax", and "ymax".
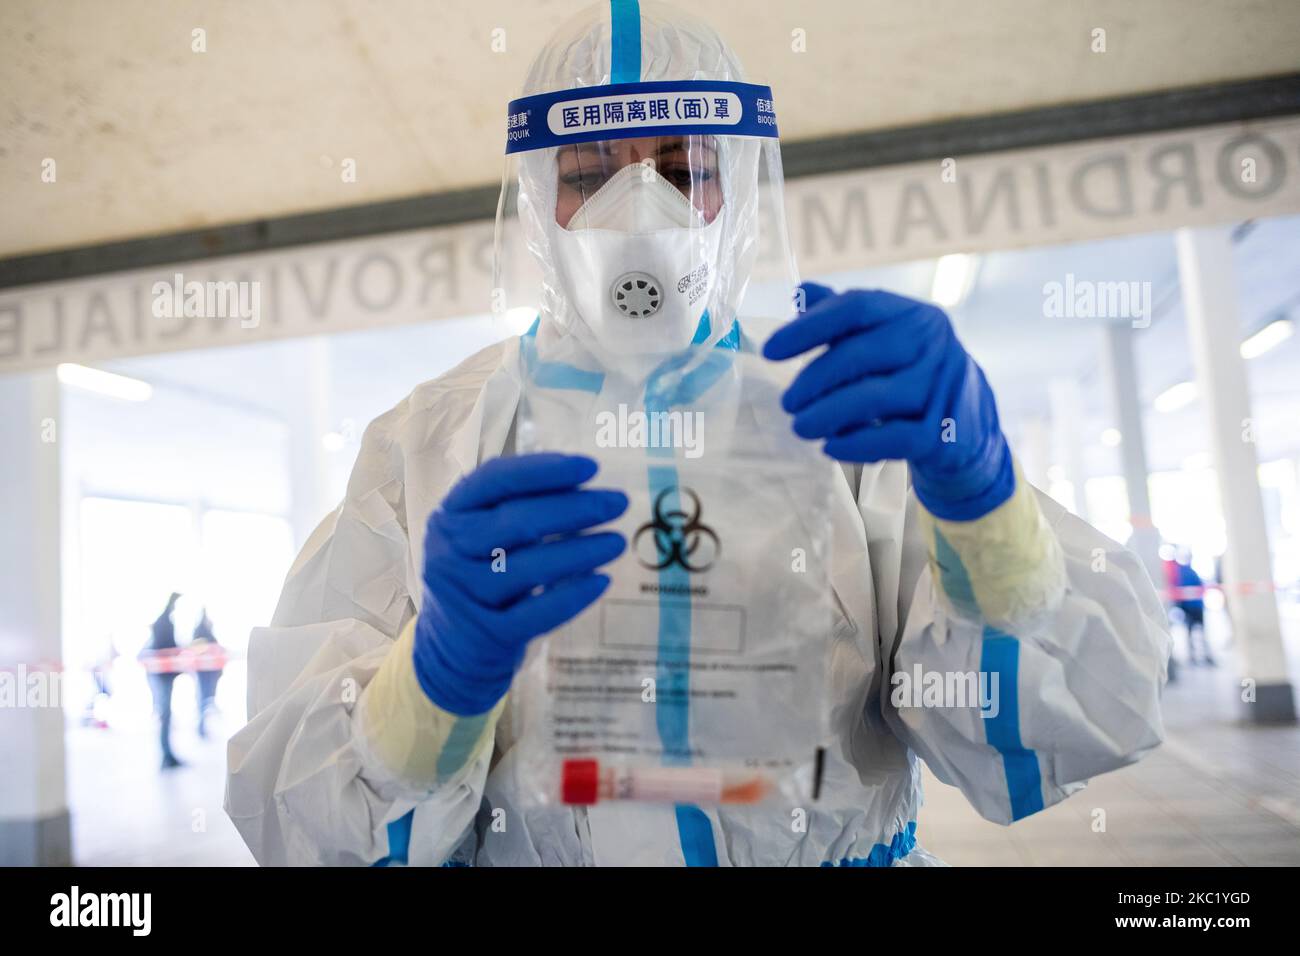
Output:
[{"xmin": 934, "ymin": 529, "xmax": 1045, "ymax": 821}]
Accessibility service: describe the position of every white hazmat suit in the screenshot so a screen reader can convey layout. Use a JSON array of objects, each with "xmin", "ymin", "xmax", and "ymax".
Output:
[{"xmin": 225, "ymin": 1, "xmax": 1170, "ymax": 866}]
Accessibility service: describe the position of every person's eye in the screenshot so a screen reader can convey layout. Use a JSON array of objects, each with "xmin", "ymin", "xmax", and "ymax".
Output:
[
  {"xmin": 662, "ymin": 166, "xmax": 711, "ymax": 189},
  {"xmin": 560, "ymin": 170, "xmax": 608, "ymax": 191}
]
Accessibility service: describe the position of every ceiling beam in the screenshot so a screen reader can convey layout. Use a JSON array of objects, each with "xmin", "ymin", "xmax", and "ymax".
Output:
[{"xmin": 3, "ymin": 73, "xmax": 1297, "ymax": 291}]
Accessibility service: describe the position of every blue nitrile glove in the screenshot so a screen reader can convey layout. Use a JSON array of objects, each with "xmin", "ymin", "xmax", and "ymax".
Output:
[
  {"xmin": 413, "ymin": 453, "xmax": 629, "ymax": 715},
  {"xmin": 763, "ymin": 282, "xmax": 1015, "ymax": 521}
]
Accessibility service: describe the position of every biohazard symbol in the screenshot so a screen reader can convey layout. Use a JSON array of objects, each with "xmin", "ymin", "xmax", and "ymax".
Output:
[{"xmin": 634, "ymin": 487, "xmax": 720, "ymax": 573}]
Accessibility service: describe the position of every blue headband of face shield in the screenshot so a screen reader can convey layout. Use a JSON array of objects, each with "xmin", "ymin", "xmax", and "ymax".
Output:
[
  {"xmin": 504, "ymin": 0, "xmax": 777, "ymax": 154},
  {"xmin": 505, "ymin": 80, "xmax": 779, "ymax": 155}
]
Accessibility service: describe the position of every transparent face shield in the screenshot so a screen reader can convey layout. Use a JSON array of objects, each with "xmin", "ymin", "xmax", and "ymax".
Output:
[{"xmin": 493, "ymin": 81, "xmax": 798, "ymax": 369}]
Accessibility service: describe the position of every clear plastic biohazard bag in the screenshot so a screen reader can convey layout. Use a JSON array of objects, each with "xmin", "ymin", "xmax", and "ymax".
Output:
[{"xmin": 510, "ymin": 344, "xmax": 836, "ymax": 807}]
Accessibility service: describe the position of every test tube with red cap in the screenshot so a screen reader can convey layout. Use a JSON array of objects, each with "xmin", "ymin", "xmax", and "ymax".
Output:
[{"xmin": 560, "ymin": 758, "xmax": 771, "ymax": 805}]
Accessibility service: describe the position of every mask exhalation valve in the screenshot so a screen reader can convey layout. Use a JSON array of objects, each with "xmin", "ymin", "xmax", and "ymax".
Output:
[{"xmin": 611, "ymin": 272, "xmax": 663, "ymax": 319}]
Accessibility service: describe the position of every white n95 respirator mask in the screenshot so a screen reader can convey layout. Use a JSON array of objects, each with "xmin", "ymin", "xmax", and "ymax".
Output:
[{"xmin": 551, "ymin": 162, "xmax": 724, "ymax": 357}]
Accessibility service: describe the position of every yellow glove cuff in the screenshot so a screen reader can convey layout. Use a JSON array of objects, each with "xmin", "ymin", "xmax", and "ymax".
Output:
[
  {"xmin": 356, "ymin": 618, "xmax": 504, "ymax": 792},
  {"xmin": 918, "ymin": 457, "xmax": 1067, "ymax": 631}
]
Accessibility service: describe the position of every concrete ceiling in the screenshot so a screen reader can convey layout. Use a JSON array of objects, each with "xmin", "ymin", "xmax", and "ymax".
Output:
[{"xmin": 3, "ymin": 0, "xmax": 1299, "ymax": 258}]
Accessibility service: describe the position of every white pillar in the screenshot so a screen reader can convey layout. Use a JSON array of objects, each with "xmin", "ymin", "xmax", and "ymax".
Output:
[
  {"xmin": 284, "ymin": 337, "xmax": 334, "ymax": 550},
  {"xmin": 1176, "ymin": 225, "xmax": 1295, "ymax": 723},
  {"xmin": 0, "ymin": 372, "xmax": 72, "ymax": 864},
  {"xmin": 1048, "ymin": 378, "xmax": 1091, "ymax": 521},
  {"xmin": 1103, "ymin": 323, "xmax": 1164, "ymax": 597}
]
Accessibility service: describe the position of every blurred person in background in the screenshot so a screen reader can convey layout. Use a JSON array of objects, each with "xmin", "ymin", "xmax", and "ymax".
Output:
[
  {"xmin": 1213, "ymin": 551, "xmax": 1235, "ymax": 649},
  {"xmin": 1174, "ymin": 551, "xmax": 1215, "ymax": 666},
  {"xmin": 80, "ymin": 633, "xmax": 118, "ymax": 730},
  {"xmin": 1157, "ymin": 542, "xmax": 1181, "ymax": 681},
  {"xmin": 143, "ymin": 591, "xmax": 185, "ymax": 769},
  {"xmin": 191, "ymin": 608, "xmax": 225, "ymax": 739}
]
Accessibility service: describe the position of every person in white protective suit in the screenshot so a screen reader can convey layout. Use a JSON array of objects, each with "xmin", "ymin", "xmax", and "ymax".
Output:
[{"xmin": 226, "ymin": 0, "xmax": 1171, "ymax": 866}]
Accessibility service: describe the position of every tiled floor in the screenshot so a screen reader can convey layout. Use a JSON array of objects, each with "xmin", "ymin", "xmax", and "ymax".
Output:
[{"xmin": 67, "ymin": 612, "xmax": 1300, "ymax": 866}]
